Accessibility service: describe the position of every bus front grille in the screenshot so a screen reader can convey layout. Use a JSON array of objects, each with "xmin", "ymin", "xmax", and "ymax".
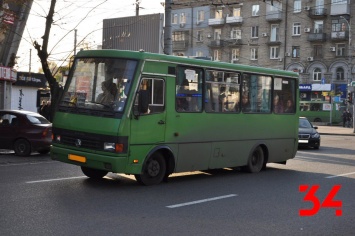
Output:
[{"xmin": 61, "ymin": 136, "xmax": 102, "ymax": 149}]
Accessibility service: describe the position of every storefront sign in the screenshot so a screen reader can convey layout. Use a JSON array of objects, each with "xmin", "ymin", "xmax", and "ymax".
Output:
[
  {"xmin": 299, "ymin": 84, "xmax": 312, "ymax": 91},
  {"xmin": 15, "ymin": 72, "xmax": 47, "ymax": 87},
  {"xmin": 0, "ymin": 66, "xmax": 16, "ymax": 82},
  {"xmin": 312, "ymin": 84, "xmax": 331, "ymax": 91}
]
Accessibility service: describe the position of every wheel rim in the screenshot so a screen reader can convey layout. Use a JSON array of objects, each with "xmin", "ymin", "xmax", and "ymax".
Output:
[{"xmin": 147, "ymin": 160, "xmax": 160, "ymax": 177}]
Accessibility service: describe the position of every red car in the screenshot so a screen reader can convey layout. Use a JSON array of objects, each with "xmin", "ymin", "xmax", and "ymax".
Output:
[{"xmin": 0, "ymin": 110, "xmax": 52, "ymax": 156}]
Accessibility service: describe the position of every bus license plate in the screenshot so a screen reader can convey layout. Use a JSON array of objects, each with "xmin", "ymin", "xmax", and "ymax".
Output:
[{"xmin": 68, "ymin": 154, "xmax": 87, "ymax": 163}]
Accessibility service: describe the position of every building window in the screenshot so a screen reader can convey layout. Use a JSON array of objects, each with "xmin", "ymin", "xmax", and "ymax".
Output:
[
  {"xmin": 196, "ymin": 51, "xmax": 203, "ymax": 57},
  {"xmin": 197, "ymin": 10, "xmax": 205, "ymax": 22},
  {"xmin": 270, "ymin": 46, "xmax": 279, "ymax": 59},
  {"xmin": 231, "ymin": 28, "xmax": 241, "ymax": 39},
  {"xmin": 251, "ymin": 26, "xmax": 259, "ymax": 38},
  {"xmin": 331, "ymin": 0, "xmax": 347, "ymax": 3},
  {"xmin": 197, "ymin": 30, "xmax": 203, "ymax": 42},
  {"xmin": 331, "ymin": 19, "xmax": 342, "ymax": 32},
  {"xmin": 336, "ymin": 44, "xmax": 345, "ymax": 56},
  {"xmin": 292, "ymin": 46, "xmax": 300, "ymax": 58},
  {"xmin": 214, "ymin": 49, "xmax": 221, "ymax": 61},
  {"xmin": 270, "ymin": 24, "xmax": 279, "ymax": 42},
  {"xmin": 252, "ymin": 5, "xmax": 259, "ymax": 16},
  {"xmin": 214, "ymin": 29, "xmax": 221, "ymax": 40},
  {"xmin": 251, "ymin": 48, "xmax": 258, "ymax": 60},
  {"xmin": 336, "ymin": 67, "xmax": 345, "ymax": 80},
  {"xmin": 293, "ymin": 23, "xmax": 301, "ymax": 35},
  {"xmin": 172, "ymin": 13, "xmax": 178, "ymax": 24},
  {"xmin": 233, "ymin": 8, "xmax": 241, "ymax": 17},
  {"xmin": 180, "ymin": 13, "xmax": 186, "ymax": 24},
  {"xmin": 294, "ymin": 0, "xmax": 301, "ymax": 12},
  {"xmin": 313, "ymin": 68, "xmax": 322, "ymax": 81},
  {"xmin": 172, "ymin": 31, "xmax": 185, "ymax": 41},
  {"xmin": 314, "ymin": 20, "xmax": 324, "ymax": 33},
  {"xmin": 215, "ymin": 9, "xmax": 223, "ymax": 19},
  {"xmin": 314, "ymin": 45, "xmax": 323, "ymax": 58},
  {"xmin": 231, "ymin": 48, "xmax": 240, "ymax": 61}
]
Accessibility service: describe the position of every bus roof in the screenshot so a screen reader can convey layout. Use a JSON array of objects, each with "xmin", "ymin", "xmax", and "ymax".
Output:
[{"xmin": 76, "ymin": 49, "xmax": 299, "ymax": 78}]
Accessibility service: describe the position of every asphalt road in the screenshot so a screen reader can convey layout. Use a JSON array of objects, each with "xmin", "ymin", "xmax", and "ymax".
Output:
[{"xmin": 0, "ymin": 135, "xmax": 354, "ymax": 236}]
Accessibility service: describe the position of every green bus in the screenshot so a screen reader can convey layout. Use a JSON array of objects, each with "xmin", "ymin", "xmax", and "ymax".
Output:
[
  {"xmin": 299, "ymin": 101, "xmax": 346, "ymax": 124},
  {"xmin": 51, "ymin": 50, "xmax": 299, "ymax": 185}
]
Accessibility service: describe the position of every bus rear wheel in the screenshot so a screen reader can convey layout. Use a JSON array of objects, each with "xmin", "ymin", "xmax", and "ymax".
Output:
[
  {"xmin": 135, "ymin": 152, "xmax": 166, "ymax": 186},
  {"xmin": 81, "ymin": 166, "xmax": 108, "ymax": 179},
  {"xmin": 245, "ymin": 146, "xmax": 264, "ymax": 173}
]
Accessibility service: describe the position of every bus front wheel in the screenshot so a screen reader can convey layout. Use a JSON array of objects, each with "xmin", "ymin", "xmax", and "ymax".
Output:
[
  {"xmin": 245, "ymin": 146, "xmax": 264, "ymax": 173},
  {"xmin": 135, "ymin": 152, "xmax": 166, "ymax": 186},
  {"xmin": 81, "ymin": 166, "xmax": 108, "ymax": 179}
]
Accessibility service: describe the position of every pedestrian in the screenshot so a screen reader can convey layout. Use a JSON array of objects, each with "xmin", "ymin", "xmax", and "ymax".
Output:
[
  {"xmin": 346, "ymin": 110, "xmax": 352, "ymax": 128},
  {"xmin": 41, "ymin": 100, "xmax": 51, "ymax": 121},
  {"xmin": 342, "ymin": 110, "xmax": 347, "ymax": 127}
]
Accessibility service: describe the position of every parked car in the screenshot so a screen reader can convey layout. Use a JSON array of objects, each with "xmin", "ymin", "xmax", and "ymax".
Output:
[
  {"xmin": 298, "ymin": 117, "xmax": 321, "ymax": 149},
  {"xmin": 0, "ymin": 110, "xmax": 52, "ymax": 156}
]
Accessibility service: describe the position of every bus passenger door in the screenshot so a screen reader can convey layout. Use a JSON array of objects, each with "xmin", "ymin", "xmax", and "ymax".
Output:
[{"xmin": 130, "ymin": 78, "xmax": 166, "ymax": 144}]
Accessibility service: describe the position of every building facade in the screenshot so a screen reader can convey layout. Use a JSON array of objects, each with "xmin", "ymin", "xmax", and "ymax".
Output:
[{"xmin": 171, "ymin": 0, "xmax": 354, "ymax": 102}]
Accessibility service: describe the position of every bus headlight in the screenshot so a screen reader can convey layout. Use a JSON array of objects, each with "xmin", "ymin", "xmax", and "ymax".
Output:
[{"xmin": 104, "ymin": 142, "xmax": 124, "ymax": 153}]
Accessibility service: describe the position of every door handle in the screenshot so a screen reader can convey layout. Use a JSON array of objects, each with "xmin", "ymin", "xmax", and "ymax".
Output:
[{"xmin": 158, "ymin": 120, "xmax": 165, "ymax": 125}]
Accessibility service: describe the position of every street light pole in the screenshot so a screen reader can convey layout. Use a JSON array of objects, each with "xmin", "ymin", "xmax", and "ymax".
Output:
[{"xmin": 340, "ymin": 16, "xmax": 354, "ymax": 132}]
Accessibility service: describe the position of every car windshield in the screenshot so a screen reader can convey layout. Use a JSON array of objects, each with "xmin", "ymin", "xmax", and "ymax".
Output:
[
  {"xmin": 27, "ymin": 114, "xmax": 51, "ymax": 124},
  {"xmin": 59, "ymin": 57, "xmax": 137, "ymax": 113},
  {"xmin": 299, "ymin": 118, "xmax": 312, "ymax": 128}
]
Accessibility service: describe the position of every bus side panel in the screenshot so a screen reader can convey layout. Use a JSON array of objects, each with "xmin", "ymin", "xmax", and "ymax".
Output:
[{"xmin": 175, "ymin": 143, "xmax": 211, "ymax": 172}]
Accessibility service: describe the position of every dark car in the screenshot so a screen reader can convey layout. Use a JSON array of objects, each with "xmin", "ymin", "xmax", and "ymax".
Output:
[
  {"xmin": 0, "ymin": 110, "xmax": 52, "ymax": 156},
  {"xmin": 298, "ymin": 117, "xmax": 321, "ymax": 149}
]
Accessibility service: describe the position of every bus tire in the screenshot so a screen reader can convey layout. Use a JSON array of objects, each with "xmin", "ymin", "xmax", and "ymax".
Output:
[
  {"xmin": 135, "ymin": 152, "xmax": 166, "ymax": 186},
  {"xmin": 246, "ymin": 146, "xmax": 264, "ymax": 173},
  {"xmin": 81, "ymin": 166, "xmax": 108, "ymax": 179}
]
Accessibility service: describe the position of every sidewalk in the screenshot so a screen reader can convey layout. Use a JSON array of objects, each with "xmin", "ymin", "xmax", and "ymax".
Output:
[{"xmin": 316, "ymin": 125, "xmax": 355, "ymax": 136}]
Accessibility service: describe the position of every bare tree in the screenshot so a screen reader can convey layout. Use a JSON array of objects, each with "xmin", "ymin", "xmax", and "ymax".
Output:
[{"xmin": 33, "ymin": 0, "xmax": 60, "ymax": 122}]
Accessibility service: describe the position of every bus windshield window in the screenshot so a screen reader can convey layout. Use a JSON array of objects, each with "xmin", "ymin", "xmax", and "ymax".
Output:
[{"xmin": 60, "ymin": 58, "xmax": 137, "ymax": 112}]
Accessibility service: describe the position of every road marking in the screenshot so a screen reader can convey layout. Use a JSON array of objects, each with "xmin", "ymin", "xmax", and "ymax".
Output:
[
  {"xmin": 325, "ymin": 172, "xmax": 355, "ymax": 179},
  {"xmin": 26, "ymin": 176, "xmax": 87, "ymax": 183},
  {"xmin": 166, "ymin": 194, "xmax": 237, "ymax": 208},
  {"xmin": 0, "ymin": 161, "xmax": 55, "ymax": 167}
]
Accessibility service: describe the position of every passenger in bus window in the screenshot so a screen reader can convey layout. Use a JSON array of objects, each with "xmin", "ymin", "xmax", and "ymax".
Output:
[
  {"xmin": 176, "ymin": 79, "xmax": 189, "ymax": 111},
  {"xmin": 241, "ymin": 92, "xmax": 251, "ymax": 112},
  {"xmin": 284, "ymin": 99, "xmax": 294, "ymax": 113},
  {"xmin": 273, "ymin": 94, "xmax": 284, "ymax": 113},
  {"xmin": 97, "ymin": 80, "xmax": 114, "ymax": 105}
]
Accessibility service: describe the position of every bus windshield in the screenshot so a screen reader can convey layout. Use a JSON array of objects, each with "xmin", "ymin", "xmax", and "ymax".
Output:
[{"xmin": 59, "ymin": 57, "xmax": 138, "ymax": 113}]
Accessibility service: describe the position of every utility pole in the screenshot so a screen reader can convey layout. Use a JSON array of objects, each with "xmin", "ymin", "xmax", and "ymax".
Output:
[
  {"xmin": 136, "ymin": 0, "xmax": 139, "ymax": 16},
  {"xmin": 164, "ymin": 0, "xmax": 172, "ymax": 55},
  {"xmin": 29, "ymin": 48, "xmax": 31, "ymax": 73},
  {"xmin": 74, "ymin": 29, "xmax": 77, "ymax": 55}
]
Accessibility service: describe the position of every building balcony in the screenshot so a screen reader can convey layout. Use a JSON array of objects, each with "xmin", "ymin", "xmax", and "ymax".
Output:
[
  {"xmin": 172, "ymin": 41, "xmax": 188, "ymax": 51},
  {"xmin": 208, "ymin": 40, "xmax": 225, "ymax": 47},
  {"xmin": 224, "ymin": 38, "xmax": 243, "ymax": 46},
  {"xmin": 308, "ymin": 7, "xmax": 327, "ymax": 18},
  {"xmin": 265, "ymin": 11, "xmax": 282, "ymax": 22},
  {"xmin": 226, "ymin": 16, "xmax": 243, "ymax": 25},
  {"xmin": 307, "ymin": 32, "xmax": 327, "ymax": 42},
  {"xmin": 330, "ymin": 2, "xmax": 350, "ymax": 15},
  {"xmin": 330, "ymin": 31, "xmax": 349, "ymax": 42},
  {"xmin": 208, "ymin": 18, "xmax": 225, "ymax": 26},
  {"xmin": 267, "ymin": 40, "xmax": 282, "ymax": 46}
]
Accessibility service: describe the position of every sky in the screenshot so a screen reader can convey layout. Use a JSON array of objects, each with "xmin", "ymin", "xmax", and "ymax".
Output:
[{"xmin": 16, "ymin": 0, "xmax": 165, "ymax": 72}]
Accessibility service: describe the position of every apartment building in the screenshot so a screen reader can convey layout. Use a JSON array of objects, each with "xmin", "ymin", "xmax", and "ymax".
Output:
[{"xmin": 171, "ymin": 0, "xmax": 353, "ymax": 102}]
